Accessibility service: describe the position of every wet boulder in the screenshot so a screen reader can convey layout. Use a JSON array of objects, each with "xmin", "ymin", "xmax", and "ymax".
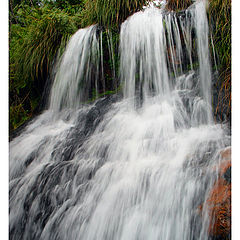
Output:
[{"xmin": 207, "ymin": 148, "xmax": 231, "ymax": 239}]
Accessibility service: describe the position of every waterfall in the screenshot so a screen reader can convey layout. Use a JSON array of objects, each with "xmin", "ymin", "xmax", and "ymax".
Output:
[
  {"xmin": 194, "ymin": 0, "xmax": 212, "ymax": 123},
  {"xmin": 9, "ymin": 1, "xmax": 231, "ymax": 240},
  {"xmin": 120, "ymin": 7, "xmax": 170, "ymax": 101},
  {"xmin": 49, "ymin": 25, "xmax": 101, "ymax": 111}
]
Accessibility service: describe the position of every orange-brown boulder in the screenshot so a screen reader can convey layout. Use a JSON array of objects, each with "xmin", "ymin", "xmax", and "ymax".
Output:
[{"xmin": 207, "ymin": 147, "xmax": 231, "ymax": 239}]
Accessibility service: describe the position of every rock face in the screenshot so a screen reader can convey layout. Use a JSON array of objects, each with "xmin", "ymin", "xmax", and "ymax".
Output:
[{"xmin": 207, "ymin": 147, "xmax": 231, "ymax": 239}]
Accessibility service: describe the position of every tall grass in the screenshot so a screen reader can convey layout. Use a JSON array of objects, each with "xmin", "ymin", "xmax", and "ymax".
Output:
[
  {"xmin": 208, "ymin": 0, "xmax": 231, "ymax": 120},
  {"xmin": 9, "ymin": 3, "xmax": 82, "ymax": 130},
  {"xmin": 165, "ymin": 0, "xmax": 192, "ymax": 11},
  {"xmin": 83, "ymin": 0, "xmax": 147, "ymax": 28}
]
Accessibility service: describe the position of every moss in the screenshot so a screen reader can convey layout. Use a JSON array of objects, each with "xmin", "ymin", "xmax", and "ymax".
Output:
[{"xmin": 87, "ymin": 87, "xmax": 122, "ymax": 104}]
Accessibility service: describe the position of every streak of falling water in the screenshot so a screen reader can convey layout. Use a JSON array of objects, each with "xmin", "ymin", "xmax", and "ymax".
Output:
[
  {"xmin": 178, "ymin": 10, "xmax": 194, "ymax": 71},
  {"xmin": 9, "ymin": 1, "xmax": 230, "ymax": 240},
  {"xmin": 120, "ymin": 7, "xmax": 170, "ymax": 103},
  {"xmin": 106, "ymin": 29, "xmax": 117, "ymax": 89},
  {"xmin": 165, "ymin": 13, "xmax": 184, "ymax": 77},
  {"xmin": 49, "ymin": 25, "xmax": 101, "ymax": 111},
  {"xmin": 100, "ymin": 31, "xmax": 106, "ymax": 94},
  {"xmin": 193, "ymin": 0, "xmax": 213, "ymax": 123}
]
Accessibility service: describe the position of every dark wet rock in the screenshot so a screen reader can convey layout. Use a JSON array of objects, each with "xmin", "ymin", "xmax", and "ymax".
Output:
[
  {"xmin": 223, "ymin": 166, "xmax": 231, "ymax": 184},
  {"xmin": 9, "ymin": 95, "xmax": 120, "ymax": 240},
  {"xmin": 49, "ymin": 94, "xmax": 119, "ymax": 163}
]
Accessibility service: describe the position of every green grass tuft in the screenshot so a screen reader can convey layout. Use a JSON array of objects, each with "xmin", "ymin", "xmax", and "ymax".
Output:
[
  {"xmin": 9, "ymin": 3, "xmax": 83, "ymax": 131},
  {"xmin": 83, "ymin": 0, "xmax": 147, "ymax": 28},
  {"xmin": 208, "ymin": 0, "xmax": 231, "ymax": 120},
  {"xmin": 165, "ymin": 0, "xmax": 192, "ymax": 12}
]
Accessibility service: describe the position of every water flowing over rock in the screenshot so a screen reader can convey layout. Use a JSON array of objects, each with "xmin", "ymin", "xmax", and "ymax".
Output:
[
  {"xmin": 9, "ymin": 1, "xmax": 231, "ymax": 240},
  {"xmin": 49, "ymin": 25, "xmax": 105, "ymax": 111}
]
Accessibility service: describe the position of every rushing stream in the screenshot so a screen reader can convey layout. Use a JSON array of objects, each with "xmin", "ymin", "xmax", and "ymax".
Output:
[{"xmin": 9, "ymin": 1, "xmax": 230, "ymax": 239}]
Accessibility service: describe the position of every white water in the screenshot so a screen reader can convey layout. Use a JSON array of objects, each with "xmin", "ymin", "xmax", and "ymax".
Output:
[
  {"xmin": 9, "ymin": 1, "xmax": 230, "ymax": 240},
  {"xmin": 194, "ymin": 0, "xmax": 212, "ymax": 123},
  {"xmin": 49, "ymin": 25, "xmax": 100, "ymax": 110},
  {"xmin": 120, "ymin": 7, "xmax": 170, "ymax": 101}
]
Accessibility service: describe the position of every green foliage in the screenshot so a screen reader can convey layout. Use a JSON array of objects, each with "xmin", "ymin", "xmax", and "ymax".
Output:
[
  {"xmin": 83, "ymin": 0, "xmax": 147, "ymax": 28},
  {"xmin": 10, "ymin": 103, "xmax": 30, "ymax": 130},
  {"xmin": 9, "ymin": 1, "xmax": 83, "ymax": 131},
  {"xmin": 209, "ymin": 0, "xmax": 231, "ymax": 73},
  {"xmin": 10, "ymin": 4, "xmax": 80, "ymax": 82},
  {"xmin": 10, "ymin": 0, "xmax": 146, "ymax": 132},
  {"xmin": 208, "ymin": 0, "xmax": 231, "ymax": 118},
  {"xmin": 88, "ymin": 87, "xmax": 122, "ymax": 104},
  {"xmin": 46, "ymin": 0, "xmax": 85, "ymax": 10}
]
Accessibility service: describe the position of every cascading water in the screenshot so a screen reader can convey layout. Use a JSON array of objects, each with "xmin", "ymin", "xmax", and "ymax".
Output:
[
  {"xmin": 9, "ymin": 1, "xmax": 231, "ymax": 240},
  {"xmin": 49, "ymin": 25, "xmax": 104, "ymax": 111},
  {"xmin": 120, "ymin": 7, "xmax": 170, "ymax": 101}
]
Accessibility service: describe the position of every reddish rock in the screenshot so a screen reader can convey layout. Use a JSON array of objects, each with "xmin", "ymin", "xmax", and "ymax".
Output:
[{"xmin": 207, "ymin": 147, "xmax": 231, "ymax": 239}]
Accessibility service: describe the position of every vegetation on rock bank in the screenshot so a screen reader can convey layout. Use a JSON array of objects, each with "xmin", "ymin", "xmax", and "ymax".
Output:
[
  {"xmin": 9, "ymin": 0, "xmax": 84, "ymax": 130},
  {"xmin": 9, "ymin": 0, "xmax": 146, "ymax": 131},
  {"xmin": 209, "ymin": 0, "xmax": 231, "ymax": 122},
  {"xmin": 9, "ymin": 0, "xmax": 231, "ymax": 131}
]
